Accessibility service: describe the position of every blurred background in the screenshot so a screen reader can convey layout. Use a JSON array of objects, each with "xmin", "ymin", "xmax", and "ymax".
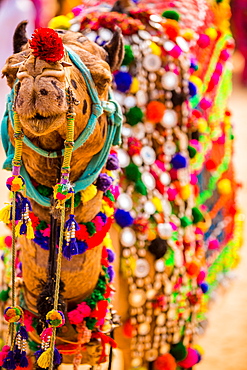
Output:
[{"xmin": 0, "ymin": 1, "xmax": 247, "ymax": 369}]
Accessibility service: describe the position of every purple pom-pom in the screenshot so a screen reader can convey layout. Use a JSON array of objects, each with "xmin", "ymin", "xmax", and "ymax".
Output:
[
  {"xmin": 77, "ymin": 240, "xmax": 88, "ymax": 254},
  {"xmin": 115, "ymin": 209, "xmax": 134, "ymax": 228},
  {"xmin": 107, "ymin": 249, "xmax": 115, "ymax": 263},
  {"xmin": 114, "ymin": 71, "xmax": 132, "ymax": 92},
  {"xmin": 19, "ymin": 352, "xmax": 28, "ymax": 368},
  {"xmin": 96, "ymin": 174, "xmax": 113, "ymax": 192},
  {"xmin": 107, "ymin": 266, "xmax": 114, "ymax": 282},
  {"xmin": 34, "ymin": 349, "xmax": 43, "ymax": 360},
  {"xmin": 171, "ymin": 153, "xmax": 187, "ymax": 169},
  {"xmin": 106, "ymin": 154, "xmax": 119, "ymax": 170}
]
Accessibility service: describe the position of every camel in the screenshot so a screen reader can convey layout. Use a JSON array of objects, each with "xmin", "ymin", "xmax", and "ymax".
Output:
[{"xmin": 1, "ymin": 20, "xmax": 124, "ymax": 368}]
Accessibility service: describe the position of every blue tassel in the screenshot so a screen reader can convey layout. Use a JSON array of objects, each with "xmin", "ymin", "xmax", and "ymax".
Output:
[
  {"xmin": 20, "ymin": 223, "xmax": 27, "ymax": 235},
  {"xmin": 63, "ymin": 238, "xmax": 79, "ymax": 260},
  {"xmin": 64, "ymin": 214, "xmax": 79, "ymax": 231},
  {"xmin": 18, "ymin": 326, "xmax": 28, "ymax": 340},
  {"xmin": 10, "ymin": 193, "xmax": 22, "ymax": 221},
  {"xmin": 62, "ymin": 241, "xmax": 72, "ymax": 260},
  {"xmin": 54, "ymin": 348, "xmax": 62, "ymax": 366},
  {"xmin": 13, "ymin": 347, "xmax": 21, "ymax": 364},
  {"xmin": 19, "ymin": 352, "xmax": 28, "ymax": 368},
  {"xmin": 21, "ymin": 197, "xmax": 32, "ymax": 212},
  {"xmin": 77, "ymin": 240, "xmax": 88, "ymax": 254},
  {"xmin": 34, "ymin": 349, "xmax": 44, "ymax": 360},
  {"xmin": 2, "ymin": 350, "xmax": 16, "ymax": 370}
]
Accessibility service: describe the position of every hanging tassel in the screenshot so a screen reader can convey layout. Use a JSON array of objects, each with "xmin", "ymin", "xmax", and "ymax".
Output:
[
  {"xmin": 37, "ymin": 348, "xmax": 51, "ymax": 368},
  {"xmin": 53, "ymin": 348, "xmax": 62, "ymax": 366},
  {"xmin": 26, "ymin": 220, "xmax": 34, "ymax": 239},
  {"xmin": 0, "ymin": 204, "xmax": 11, "ymax": 223},
  {"xmin": 15, "ymin": 222, "xmax": 22, "ymax": 238},
  {"xmin": 62, "ymin": 214, "xmax": 80, "ymax": 260},
  {"xmin": 2, "ymin": 350, "xmax": 16, "ymax": 370},
  {"xmin": 18, "ymin": 352, "xmax": 28, "ymax": 368},
  {"xmin": 14, "ymin": 326, "xmax": 28, "ymax": 368}
]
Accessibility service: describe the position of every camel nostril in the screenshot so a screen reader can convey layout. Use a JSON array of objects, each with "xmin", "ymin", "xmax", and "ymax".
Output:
[
  {"xmin": 34, "ymin": 113, "xmax": 46, "ymax": 120},
  {"xmin": 40, "ymin": 89, "xmax": 48, "ymax": 96}
]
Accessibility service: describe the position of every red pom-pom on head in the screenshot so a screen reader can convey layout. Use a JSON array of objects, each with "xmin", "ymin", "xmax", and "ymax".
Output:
[
  {"xmin": 154, "ymin": 354, "xmax": 177, "ymax": 370},
  {"xmin": 30, "ymin": 28, "xmax": 64, "ymax": 63}
]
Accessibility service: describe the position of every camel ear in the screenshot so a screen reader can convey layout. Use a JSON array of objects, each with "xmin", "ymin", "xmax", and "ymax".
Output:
[
  {"xmin": 13, "ymin": 21, "xmax": 28, "ymax": 53},
  {"xmin": 103, "ymin": 27, "xmax": 124, "ymax": 72}
]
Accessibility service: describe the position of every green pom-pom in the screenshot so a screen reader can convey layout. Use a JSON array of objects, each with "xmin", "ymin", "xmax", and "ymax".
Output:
[
  {"xmin": 170, "ymin": 342, "xmax": 187, "ymax": 361},
  {"xmin": 192, "ymin": 207, "xmax": 204, "ymax": 223},
  {"xmin": 162, "ymin": 10, "xmax": 180, "ymax": 21},
  {"xmin": 85, "ymin": 222, "xmax": 96, "ymax": 236},
  {"xmin": 122, "ymin": 45, "xmax": 135, "ymax": 66},
  {"xmin": 180, "ymin": 216, "xmax": 192, "ymax": 228},
  {"xmin": 85, "ymin": 317, "xmax": 97, "ymax": 330},
  {"xmin": 0, "ymin": 287, "xmax": 10, "ymax": 302},
  {"xmin": 188, "ymin": 145, "xmax": 197, "ymax": 159},
  {"xmin": 104, "ymin": 189, "xmax": 115, "ymax": 202},
  {"xmin": 125, "ymin": 163, "xmax": 141, "ymax": 182},
  {"xmin": 135, "ymin": 180, "xmax": 147, "ymax": 195},
  {"xmin": 36, "ymin": 220, "xmax": 48, "ymax": 231},
  {"xmin": 126, "ymin": 106, "xmax": 144, "ymax": 126}
]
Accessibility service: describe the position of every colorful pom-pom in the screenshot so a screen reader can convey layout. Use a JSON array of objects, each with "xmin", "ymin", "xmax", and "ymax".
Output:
[
  {"xmin": 115, "ymin": 209, "xmax": 134, "ymax": 228},
  {"xmin": 170, "ymin": 342, "xmax": 187, "ymax": 362},
  {"xmin": 122, "ymin": 45, "xmax": 135, "ymax": 66},
  {"xmin": 197, "ymin": 34, "xmax": 210, "ymax": 48},
  {"xmin": 6, "ymin": 176, "xmax": 25, "ymax": 192},
  {"xmin": 96, "ymin": 173, "xmax": 113, "ymax": 192},
  {"xmin": 46, "ymin": 310, "xmax": 65, "ymax": 327},
  {"xmin": 171, "ymin": 153, "xmax": 187, "ymax": 169},
  {"xmin": 146, "ymin": 101, "xmax": 166, "ymax": 123},
  {"xmin": 106, "ymin": 154, "xmax": 119, "ymax": 170},
  {"xmin": 53, "ymin": 182, "xmax": 74, "ymax": 202},
  {"xmin": 217, "ymin": 178, "xmax": 232, "ymax": 195},
  {"xmin": 125, "ymin": 163, "xmax": 141, "ymax": 182},
  {"xmin": 177, "ymin": 347, "xmax": 200, "ymax": 368},
  {"xmin": 126, "ymin": 106, "xmax": 144, "ymax": 126},
  {"xmin": 200, "ymin": 282, "xmax": 209, "ymax": 293},
  {"xmin": 30, "ymin": 28, "xmax": 64, "ymax": 63},
  {"xmin": 154, "ymin": 353, "xmax": 177, "ymax": 370},
  {"xmin": 162, "ymin": 10, "xmax": 180, "ymax": 22},
  {"xmin": 192, "ymin": 207, "xmax": 204, "ymax": 223},
  {"xmin": 186, "ymin": 261, "xmax": 201, "ymax": 277},
  {"xmin": 114, "ymin": 71, "xmax": 132, "ymax": 92},
  {"xmin": 188, "ymin": 82, "xmax": 197, "ymax": 97},
  {"xmin": 208, "ymin": 239, "xmax": 220, "ymax": 250},
  {"xmin": 4, "ymin": 306, "xmax": 23, "ymax": 323}
]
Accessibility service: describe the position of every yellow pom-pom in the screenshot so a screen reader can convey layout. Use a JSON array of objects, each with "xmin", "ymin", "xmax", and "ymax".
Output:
[
  {"xmin": 101, "ymin": 200, "xmax": 114, "ymax": 217},
  {"xmin": 26, "ymin": 220, "xmax": 34, "ymax": 239},
  {"xmin": 217, "ymin": 179, "xmax": 232, "ymax": 195},
  {"xmin": 181, "ymin": 29, "xmax": 195, "ymax": 41},
  {"xmin": 81, "ymin": 184, "xmax": 97, "ymax": 203},
  {"xmin": 193, "ymin": 344, "xmax": 204, "ymax": 355},
  {"xmin": 0, "ymin": 204, "xmax": 11, "ymax": 224},
  {"xmin": 37, "ymin": 348, "xmax": 52, "ymax": 368},
  {"xmin": 130, "ymin": 77, "xmax": 139, "ymax": 94},
  {"xmin": 152, "ymin": 197, "xmax": 163, "ymax": 212},
  {"xmin": 48, "ymin": 15, "xmax": 71, "ymax": 30},
  {"xmin": 205, "ymin": 27, "xmax": 218, "ymax": 40},
  {"xmin": 66, "ymin": 12, "xmax": 74, "ymax": 20},
  {"xmin": 197, "ymin": 118, "xmax": 208, "ymax": 133},
  {"xmin": 149, "ymin": 42, "xmax": 161, "ymax": 56},
  {"xmin": 180, "ymin": 184, "xmax": 191, "ymax": 200}
]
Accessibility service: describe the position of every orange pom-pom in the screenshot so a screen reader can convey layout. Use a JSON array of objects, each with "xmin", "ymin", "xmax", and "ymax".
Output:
[
  {"xmin": 186, "ymin": 261, "xmax": 201, "ymax": 277},
  {"xmin": 154, "ymin": 353, "xmax": 177, "ymax": 370},
  {"xmin": 163, "ymin": 20, "xmax": 180, "ymax": 40},
  {"xmin": 123, "ymin": 319, "xmax": 134, "ymax": 338},
  {"xmin": 146, "ymin": 101, "xmax": 166, "ymax": 123}
]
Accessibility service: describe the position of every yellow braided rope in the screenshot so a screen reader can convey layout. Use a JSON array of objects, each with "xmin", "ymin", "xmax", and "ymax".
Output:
[
  {"xmin": 61, "ymin": 112, "xmax": 75, "ymax": 175},
  {"xmin": 12, "ymin": 112, "xmax": 23, "ymax": 167},
  {"xmin": 48, "ymin": 205, "xmax": 66, "ymax": 370}
]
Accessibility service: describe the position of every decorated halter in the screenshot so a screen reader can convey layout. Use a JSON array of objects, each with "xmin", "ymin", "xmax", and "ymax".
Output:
[{"xmin": 0, "ymin": 28, "xmax": 122, "ymax": 370}]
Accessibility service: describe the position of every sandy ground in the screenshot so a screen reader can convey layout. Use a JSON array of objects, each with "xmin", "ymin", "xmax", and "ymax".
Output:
[{"xmin": 0, "ymin": 55, "xmax": 247, "ymax": 370}]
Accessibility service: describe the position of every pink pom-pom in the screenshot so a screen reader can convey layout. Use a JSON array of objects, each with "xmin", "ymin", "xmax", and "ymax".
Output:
[
  {"xmin": 197, "ymin": 34, "xmax": 210, "ymax": 48},
  {"xmin": 41, "ymin": 327, "xmax": 53, "ymax": 342},
  {"xmin": 190, "ymin": 174, "xmax": 198, "ymax": 185},
  {"xmin": 169, "ymin": 45, "xmax": 182, "ymax": 58},
  {"xmin": 217, "ymin": 135, "xmax": 225, "ymax": 144},
  {"xmin": 220, "ymin": 49, "xmax": 230, "ymax": 61},
  {"xmin": 208, "ymin": 239, "xmax": 220, "ymax": 250},
  {"xmin": 197, "ymin": 270, "xmax": 206, "ymax": 284},
  {"xmin": 0, "ymin": 345, "xmax": 10, "ymax": 366},
  {"xmin": 167, "ymin": 188, "xmax": 178, "ymax": 201},
  {"xmin": 178, "ymin": 348, "xmax": 200, "ymax": 368},
  {"xmin": 199, "ymin": 98, "xmax": 212, "ymax": 110},
  {"xmin": 4, "ymin": 236, "xmax": 12, "ymax": 248}
]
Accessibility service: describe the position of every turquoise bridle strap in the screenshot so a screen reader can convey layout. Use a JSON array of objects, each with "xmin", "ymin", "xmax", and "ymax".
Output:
[{"xmin": 1, "ymin": 47, "xmax": 122, "ymax": 207}]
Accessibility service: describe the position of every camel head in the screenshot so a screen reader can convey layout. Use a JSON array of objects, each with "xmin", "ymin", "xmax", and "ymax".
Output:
[{"xmin": 2, "ymin": 21, "xmax": 124, "ymax": 137}]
